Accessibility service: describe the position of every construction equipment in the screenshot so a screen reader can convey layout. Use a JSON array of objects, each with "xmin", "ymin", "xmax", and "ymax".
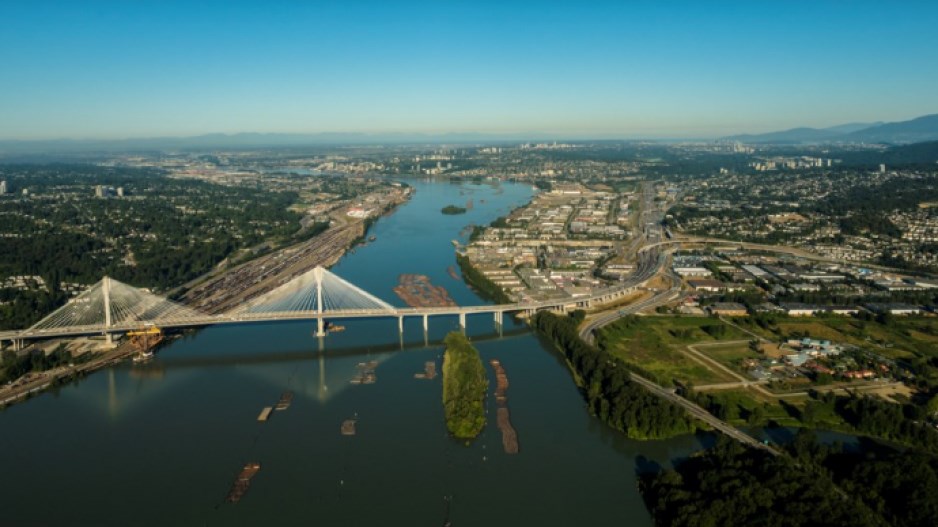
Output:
[{"xmin": 127, "ymin": 327, "xmax": 163, "ymax": 355}]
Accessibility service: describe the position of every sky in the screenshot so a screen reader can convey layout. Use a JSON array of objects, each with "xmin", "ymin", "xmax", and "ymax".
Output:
[{"xmin": 2, "ymin": 0, "xmax": 938, "ymax": 140}]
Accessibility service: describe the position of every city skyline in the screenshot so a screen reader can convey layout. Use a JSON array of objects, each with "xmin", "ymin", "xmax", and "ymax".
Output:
[{"xmin": 2, "ymin": 0, "xmax": 938, "ymax": 140}]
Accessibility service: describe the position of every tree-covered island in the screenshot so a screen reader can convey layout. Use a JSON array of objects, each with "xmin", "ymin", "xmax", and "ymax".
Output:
[
  {"xmin": 441, "ymin": 205, "xmax": 467, "ymax": 215},
  {"xmin": 441, "ymin": 332, "xmax": 488, "ymax": 439}
]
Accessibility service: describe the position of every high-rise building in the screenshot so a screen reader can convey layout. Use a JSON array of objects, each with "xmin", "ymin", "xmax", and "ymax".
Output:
[
  {"xmin": 116, "ymin": 187, "xmax": 124, "ymax": 197},
  {"xmin": 880, "ymin": 164, "xmax": 887, "ymax": 173},
  {"xmin": 95, "ymin": 185, "xmax": 105, "ymax": 197},
  {"xmin": 0, "ymin": 180, "xmax": 7, "ymax": 194}
]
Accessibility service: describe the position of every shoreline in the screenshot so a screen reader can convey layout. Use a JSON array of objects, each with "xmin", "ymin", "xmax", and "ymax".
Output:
[{"xmin": 1, "ymin": 188, "xmax": 414, "ymax": 407}]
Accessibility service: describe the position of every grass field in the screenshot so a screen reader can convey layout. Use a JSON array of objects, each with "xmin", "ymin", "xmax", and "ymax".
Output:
[
  {"xmin": 597, "ymin": 316, "xmax": 749, "ymax": 385},
  {"xmin": 695, "ymin": 342, "xmax": 762, "ymax": 372}
]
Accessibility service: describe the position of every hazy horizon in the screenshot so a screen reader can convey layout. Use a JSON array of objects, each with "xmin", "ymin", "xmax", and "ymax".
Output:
[{"xmin": 2, "ymin": 1, "xmax": 937, "ymax": 141}]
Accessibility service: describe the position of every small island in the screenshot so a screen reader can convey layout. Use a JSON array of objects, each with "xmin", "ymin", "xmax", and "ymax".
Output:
[
  {"xmin": 441, "ymin": 205, "xmax": 467, "ymax": 215},
  {"xmin": 441, "ymin": 332, "xmax": 488, "ymax": 439}
]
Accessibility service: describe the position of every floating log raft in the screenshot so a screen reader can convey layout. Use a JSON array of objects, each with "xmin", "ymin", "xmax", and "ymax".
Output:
[
  {"xmin": 393, "ymin": 274, "xmax": 458, "ymax": 308},
  {"xmin": 414, "ymin": 361, "xmax": 437, "ymax": 380},
  {"xmin": 275, "ymin": 391, "xmax": 294, "ymax": 410},
  {"xmin": 351, "ymin": 361, "xmax": 378, "ymax": 384},
  {"xmin": 226, "ymin": 462, "xmax": 261, "ymax": 503},
  {"xmin": 490, "ymin": 359, "xmax": 519, "ymax": 454},
  {"xmin": 341, "ymin": 419, "xmax": 357, "ymax": 436}
]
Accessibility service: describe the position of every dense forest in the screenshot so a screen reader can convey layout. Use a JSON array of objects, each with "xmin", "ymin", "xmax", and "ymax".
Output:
[
  {"xmin": 441, "ymin": 332, "xmax": 488, "ymax": 439},
  {"xmin": 530, "ymin": 311, "xmax": 696, "ymax": 439},
  {"xmin": 799, "ymin": 391, "xmax": 938, "ymax": 453},
  {"xmin": 0, "ymin": 164, "xmax": 314, "ymax": 329},
  {"xmin": 786, "ymin": 429, "xmax": 938, "ymax": 527},
  {"xmin": 641, "ymin": 437, "xmax": 888, "ymax": 527},
  {"xmin": 0, "ymin": 167, "xmax": 301, "ymax": 288}
]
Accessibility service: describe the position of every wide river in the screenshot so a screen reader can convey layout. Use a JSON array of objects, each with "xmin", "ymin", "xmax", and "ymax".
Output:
[{"xmin": 0, "ymin": 179, "xmax": 715, "ymax": 526}]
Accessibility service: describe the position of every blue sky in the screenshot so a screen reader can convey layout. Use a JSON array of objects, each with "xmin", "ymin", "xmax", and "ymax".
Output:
[{"xmin": 2, "ymin": 0, "xmax": 937, "ymax": 139}]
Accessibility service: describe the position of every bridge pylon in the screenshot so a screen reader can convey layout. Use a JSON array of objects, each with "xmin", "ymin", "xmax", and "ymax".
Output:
[{"xmin": 102, "ymin": 276, "xmax": 113, "ymax": 346}]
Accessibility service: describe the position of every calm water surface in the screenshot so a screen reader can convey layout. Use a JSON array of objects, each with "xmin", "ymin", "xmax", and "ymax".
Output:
[{"xmin": 0, "ymin": 179, "xmax": 715, "ymax": 526}]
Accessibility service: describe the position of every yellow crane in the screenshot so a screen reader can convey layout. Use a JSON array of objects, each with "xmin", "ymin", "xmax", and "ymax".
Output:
[
  {"xmin": 127, "ymin": 327, "xmax": 163, "ymax": 355},
  {"xmin": 126, "ymin": 327, "xmax": 162, "ymax": 338}
]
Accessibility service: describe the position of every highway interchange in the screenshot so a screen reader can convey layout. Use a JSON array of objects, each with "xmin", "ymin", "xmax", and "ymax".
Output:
[{"xmin": 578, "ymin": 183, "xmax": 779, "ymax": 455}]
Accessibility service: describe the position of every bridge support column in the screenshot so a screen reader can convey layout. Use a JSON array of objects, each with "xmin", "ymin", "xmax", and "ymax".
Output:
[
  {"xmin": 316, "ymin": 317, "xmax": 326, "ymax": 338},
  {"xmin": 422, "ymin": 314, "xmax": 428, "ymax": 332},
  {"xmin": 458, "ymin": 312, "xmax": 466, "ymax": 329},
  {"xmin": 398, "ymin": 316, "xmax": 404, "ymax": 335}
]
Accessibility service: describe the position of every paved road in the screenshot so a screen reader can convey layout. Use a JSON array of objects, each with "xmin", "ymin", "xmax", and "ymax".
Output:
[
  {"xmin": 580, "ymin": 284, "xmax": 680, "ymax": 344},
  {"xmin": 627, "ymin": 372, "xmax": 778, "ymax": 455}
]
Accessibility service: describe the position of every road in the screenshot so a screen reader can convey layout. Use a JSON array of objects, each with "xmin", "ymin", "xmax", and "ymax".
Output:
[
  {"xmin": 580, "ymin": 282, "xmax": 680, "ymax": 344},
  {"xmin": 627, "ymin": 372, "xmax": 778, "ymax": 454},
  {"xmin": 574, "ymin": 185, "xmax": 779, "ymax": 454}
]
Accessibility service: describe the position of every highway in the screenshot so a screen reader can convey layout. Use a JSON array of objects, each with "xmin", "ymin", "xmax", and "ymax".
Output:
[{"xmin": 575, "ymin": 184, "xmax": 778, "ymax": 455}]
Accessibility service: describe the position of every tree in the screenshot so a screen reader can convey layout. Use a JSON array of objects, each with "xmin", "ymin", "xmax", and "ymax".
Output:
[{"xmin": 926, "ymin": 393, "xmax": 938, "ymax": 417}]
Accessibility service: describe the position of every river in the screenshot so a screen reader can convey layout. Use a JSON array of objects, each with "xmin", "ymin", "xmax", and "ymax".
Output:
[{"xmin": 0, "ymin": 178, "xmax": 716, "ymax": 526}]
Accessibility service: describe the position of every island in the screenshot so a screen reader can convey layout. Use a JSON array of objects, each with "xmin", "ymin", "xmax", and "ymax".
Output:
[
  {"xmin": 441, "ymin": 205, "xmax": 467, "ymax": 215},
  {"xmin": 441, "ymin": 332, "xmax": 488, "ymax": 439}
]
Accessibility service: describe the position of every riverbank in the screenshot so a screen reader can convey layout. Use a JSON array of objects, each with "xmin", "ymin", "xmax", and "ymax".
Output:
[
  {"xmin": 180, "ymin": 190, "xmax": 411, "ymax": 314},
  {"xmin": 455, "ymin": 254, "xmax": 513, "ymax": 304},
  {"xmin": 530, "ymin": 311, "xmax": 698, "ymax": 440},
  {"xmin": 6, "ymin": 179, "xmax": 685, "ymax": 527},
  {"xmin": 0, "ymin": 340, "xmax": 137, "ymax": 408}
]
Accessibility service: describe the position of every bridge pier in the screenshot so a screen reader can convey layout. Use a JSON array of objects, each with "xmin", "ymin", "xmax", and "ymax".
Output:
[
  {"xmin": 422, "ymin": 314, "xmax": 428, "ymax": 332},
  {"xmin": 458, "ymin": 312, "xmax": 466, "ymax": 329},
  {"xmin": 316, "ymin": 317, "xmax": 326, "ymax": 338},
  {"xmin": 398, "ymin": 315, "xmax": 404, "ymax": 335}
]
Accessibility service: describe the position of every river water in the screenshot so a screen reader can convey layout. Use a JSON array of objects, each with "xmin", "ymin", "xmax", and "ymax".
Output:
[{"xmin": 0, "ymin": 179, "xmax": 716, "ymax": 526}]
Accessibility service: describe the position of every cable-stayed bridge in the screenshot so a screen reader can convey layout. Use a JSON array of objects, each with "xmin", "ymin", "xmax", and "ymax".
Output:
[{"xmin": 0, "ymin": 264, "xmax": 653, "ymax": 350}]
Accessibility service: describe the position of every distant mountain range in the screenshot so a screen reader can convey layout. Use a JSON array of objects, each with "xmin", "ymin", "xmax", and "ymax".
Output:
[
  {"xmin": 3, "ymin": 113, "xmax": 938, "ymax": 155},
  {"xmin": 0, "ymin": 131, "xmax": 564, "ymax": 155},
  {"xmin": 725, "ymin": 114, "xmax": 938, "ymax": 144}
]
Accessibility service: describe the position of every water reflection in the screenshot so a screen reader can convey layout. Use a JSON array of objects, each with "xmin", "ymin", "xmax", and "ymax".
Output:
[{"xmin": 0, "ymin": 180, "xmax": 686, "ymax": 527}]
